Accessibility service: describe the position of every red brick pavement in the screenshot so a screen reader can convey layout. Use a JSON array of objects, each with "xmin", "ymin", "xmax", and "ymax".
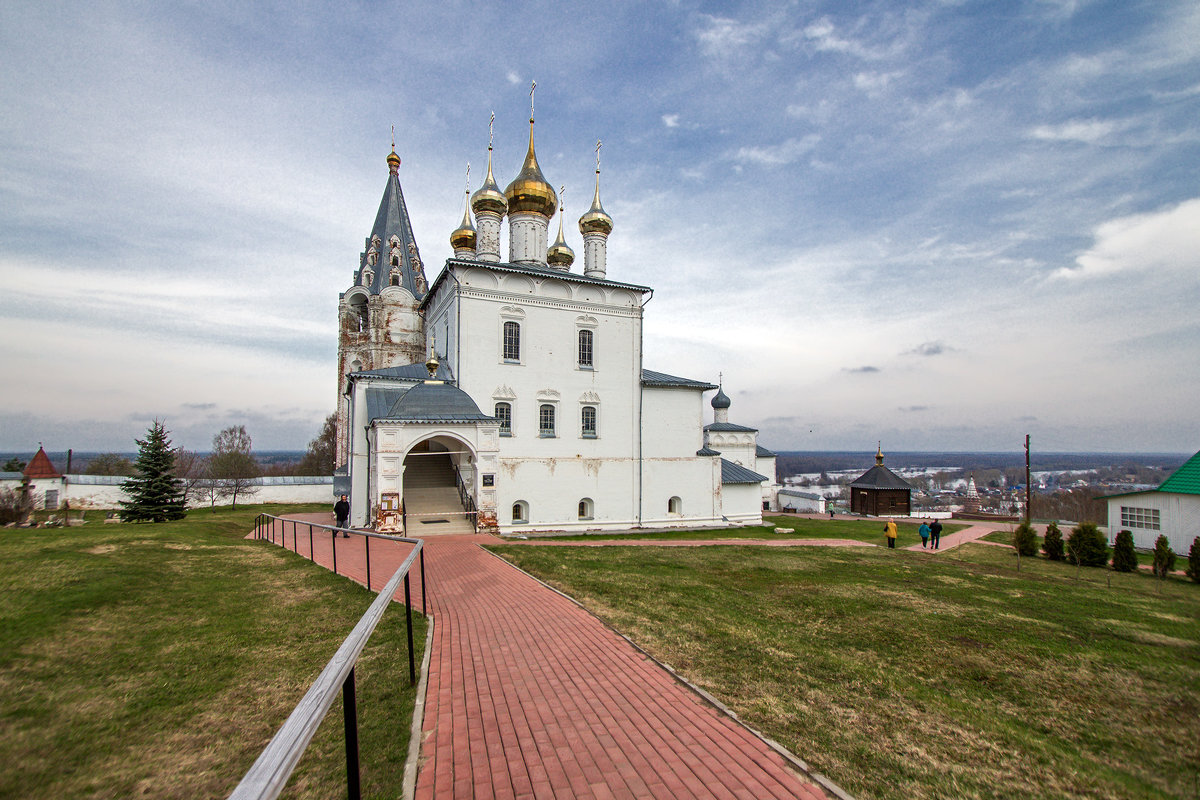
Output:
[{"xmin": 253, "ymin": 515, "xmax": 838, "ymax": 800}]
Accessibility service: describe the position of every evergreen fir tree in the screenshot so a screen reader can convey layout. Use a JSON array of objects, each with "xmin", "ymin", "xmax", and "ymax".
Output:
[
  {"xmin": 1187, "ymin": 537, "xmax": 1200, "ymax": 584},
  {"xmin": 1012, "ymin": 522, "xmax": 1038, "ymax": 557},
  {"xmin": 1152, "ymin": 534, "xmax": 1176, "ymax": 579},
  {"xmin": 1066, "ymin": 521, "xmax": 1108, "ymax": 567},
  {"xmin": 119, "ymin": 421, "xmax": 187, "ymax": 522},
  {"xmin": 1041, "ymin": 521, "xmax": 1064, "ymax": 561},
  {"xmin": 1111, "ymin": 529, "xmax": 1137, "ymax": 572}
]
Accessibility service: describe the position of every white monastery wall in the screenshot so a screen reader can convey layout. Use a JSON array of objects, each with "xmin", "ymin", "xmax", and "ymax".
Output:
[
  {"xmin": 641, "ymin": 388, "xmax": 704, "ymax": 456},
  {"xmin": 1107, "ymin": 493, "xmax": 1200, "ymax": 552}
]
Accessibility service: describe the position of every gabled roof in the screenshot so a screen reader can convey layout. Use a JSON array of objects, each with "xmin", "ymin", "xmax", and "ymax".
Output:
[
  {"xmin": 720, "ymin": 458, "xmax": 769, "ymax": 485},
  {"xmin": 779, "ymin": 489, "xmax": 821, "ymax": 500},
  {"xmin": 351, "ymin": 362, "xmax": 455, "ymax": 382},
  {"xmin": 641, "ymin": 370, "xmax": 718, "ymax": 390},
  {"xmin": 381, "ymin": 382, "xmax": 495, "ymax": 423},
  {"xmin": 705, "ymin": 422, "xmax": 758, "ymax": 433},
  {"xmin": 366, "ymin": 387, "xmax": 410, "ymax": 423},
  {"xmin": 23, "ymin": 447, "xmax": 61, "ymax": 479},
  {"xmin": 756, "ymin": 444, "xmax": 776, "ymax": 457},
  {"xmin": 850, "ymin": 464, "xmax": 915, "ymax": 491},
  {"xmin": 1156, "ymin": 450, "xmax": 1200, "ymax": 495},
  {"xmin": 350, "ymin": 160, "xmax": 429, "ymax": 300},
  {"xmin": 696, "ymin": 446, "xmax": 721, "ymax": 456},
  {"xmin": 420, "ymin": 258, "xmax": 652, "ymax": 311}
]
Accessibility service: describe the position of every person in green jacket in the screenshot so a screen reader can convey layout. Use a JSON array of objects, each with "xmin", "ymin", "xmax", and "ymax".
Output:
[
  {"xmin": 885, "ymin": 518, "xmax": 898, "ymax": 548},
  {"xmin": 919, "ymin": 521, "xmax": 931, "ymax": 549}
]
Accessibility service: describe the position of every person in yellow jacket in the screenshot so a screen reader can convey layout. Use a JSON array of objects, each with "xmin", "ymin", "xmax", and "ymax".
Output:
[{"xmin": 885, "ymin": 518, "xmax": 898, "ymax": 549}]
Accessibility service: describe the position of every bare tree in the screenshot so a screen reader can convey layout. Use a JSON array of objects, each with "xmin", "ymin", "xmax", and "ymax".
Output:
[
  {"xmin": 172, "ymin": 448, "xmax": 208, "ymax": 506},
  {"xmin": 207, "ymin": 425, "xmax": 261, "ymax": 509}
]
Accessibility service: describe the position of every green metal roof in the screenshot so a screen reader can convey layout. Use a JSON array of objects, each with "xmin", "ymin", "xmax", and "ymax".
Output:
[{"xmin": 1156, "ymin": 450, "xmax": 1200, "ymax": 495}]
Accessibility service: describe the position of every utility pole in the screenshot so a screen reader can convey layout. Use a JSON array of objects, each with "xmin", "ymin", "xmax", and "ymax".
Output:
[{"xmin": 1025, "ymin": 434, "xmax": 1031, "ymax": 526}]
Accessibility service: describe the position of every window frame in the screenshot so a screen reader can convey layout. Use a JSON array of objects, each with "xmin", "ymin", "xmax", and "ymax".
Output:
[
  {"xmin": 578, "ymin": 328, "xmax": 594, "ymax": 369},
  {"xmin": 495, "ymin": 402, "xmax": 512, "ymax": 437},
  {"xmin": 502, "ymin": 320, "xmax": 521, "ymax": 362},
  {"xmin": 512, "ymin": 501, "xmax": 528, "ymax": 524},
  {"xmin": 578, "ymin": 497, "xmax": 594, "ymax": 520},
  {"xmin": 581, "ymin": 405, "xmax": 597, "ymax": 439},
  {"xmin": 539, "ymin": 404, "xmax": 556, "ymax": 438},
  {"xmin": 1120, "ymin": 505, "xmax": 1161, "ymax": 530}
]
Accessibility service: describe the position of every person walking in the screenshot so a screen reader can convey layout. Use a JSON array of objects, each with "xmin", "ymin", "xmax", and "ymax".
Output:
[
  {"xmin": 334, "ymin": 494, "xmax": 351, "ymax": 537},
  {"xmin": 885, "ymin": 518, "xmax": 898, "ymax": 549},
  {"xmin": 929, "ymin": 519, "xmax": 943, "ymax": 550},
  {"xmin": 919, "ymin": 520, "xmax": 931, "ymax": 549}
]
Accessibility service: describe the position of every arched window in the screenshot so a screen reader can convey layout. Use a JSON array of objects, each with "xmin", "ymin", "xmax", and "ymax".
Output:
[
  {"xmin": 578, "ymin": 329, "xmax": 593, "ymax": 368},
  {"xmin": 512, "ymin": 501, "xmax": 528, "ymax": 523},
  {"xmin": 539, "ymin": 404, "xmax": 555, "ymax": 437},
  {"xmin": 391, "ymin": 255, "xmax": 399, "ymax": 267},
  {"xmin": 503, "ymin": 321, "xmax": 521, "ymax": 361},
  {"xmin": 495, "ymin": 402, "xmax": 512, "ymax": 436},
  {"xmin": 578, "ymin": 498, "xmax": 594, "ymax": 520},
  {"xmin": 668, "ymin": 496, "xmax": 682, "ymax": 515},
  {"xmin": 581, "ymin": 406, "xmax": 597, "ymax": 438},
  {"xmin": 390, "ymin": 273, "xmax": 399, "ymax": 286}
]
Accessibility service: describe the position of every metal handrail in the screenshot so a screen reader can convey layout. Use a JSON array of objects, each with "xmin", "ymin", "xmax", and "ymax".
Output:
[
  {"xmin": 452, "ymin": 466, "xmax": 478, "ymax": 533},
  {"xmin": 233, "ymin": 514, "xmax": 427, "ymax": 800}
]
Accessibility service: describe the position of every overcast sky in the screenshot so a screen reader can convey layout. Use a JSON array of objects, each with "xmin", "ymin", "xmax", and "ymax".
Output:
[{"xmin": 1, "ymin": 0, "xmax": 1198, "ymax": 454}]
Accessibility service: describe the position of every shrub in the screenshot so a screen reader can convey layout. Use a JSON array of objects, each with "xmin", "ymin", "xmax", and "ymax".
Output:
[
  {"xmin": 1111, "ymin": 529, "xmax": 1137, "ymax": 572},
  {"xmin": 1066, "ymin": 521, "xmax": 1108, "ymax": 567},
  {"xmin": 1012, "ymin": 522, "xmax": 1038, "ymax": 557},
  {"xmin": 1042, "ymin": 521, "xmax": 1064, "ymax": 561},
  {"xmin": 1187, "ymin": 537, "xmax": 1200, "ymax": 584},
  {"xmin": 1152, "ymin": 535, "xmax": 1176, "ymax": 578}
]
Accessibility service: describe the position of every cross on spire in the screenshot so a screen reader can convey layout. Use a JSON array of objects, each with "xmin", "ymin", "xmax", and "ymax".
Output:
[
  {"xmin": 529, "ymin": 80, "xmax": 536, "ymax": 119},
  {"xmin": 391, "ymin": 125, "xmax": 395, "ymax": 150},
  {"xmin": 595, "ymin": 139, "xmax": 603, "ymax": 173},
  {"xmin": 488, "ymin": 111, "xmax": 495, "ymax": 149}
]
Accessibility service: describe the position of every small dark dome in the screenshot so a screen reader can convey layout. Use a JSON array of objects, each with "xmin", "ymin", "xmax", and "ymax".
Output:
[
  {"xmin": 711, "ymin": 387, "xmax": 731, "ymax": 409},
  {"xmin": 388, "ymin": 382, "xmax": 490, "ymax": 421}
]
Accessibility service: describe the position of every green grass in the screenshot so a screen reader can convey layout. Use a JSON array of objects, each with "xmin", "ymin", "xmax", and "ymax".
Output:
[
  {"xmin": 489, "ymin": 540, "xmax": 1200, "ymax": 800},
  {"xmin": 0, "ymin": 504, "xmax": 425, "ymax": 800},
  {"xmin": 527, "ymin": 515, "xmax": 965, "ymax": 546}
]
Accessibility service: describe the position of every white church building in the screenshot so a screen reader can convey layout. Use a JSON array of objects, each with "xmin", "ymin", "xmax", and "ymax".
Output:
[{"xmin": 336, "ymin": 116, "xmax": 777, "ymax": 534}]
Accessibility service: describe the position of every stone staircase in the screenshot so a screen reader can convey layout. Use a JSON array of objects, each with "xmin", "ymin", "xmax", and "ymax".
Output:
[{"xmin": 404, "ymin": 454, "xmax": 475, "ymax": 536}]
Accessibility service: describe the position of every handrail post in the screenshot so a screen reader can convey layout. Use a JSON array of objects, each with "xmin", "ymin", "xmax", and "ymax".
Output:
[
  {"xmin": 404, "ymin": 573, "xmax": 415, "ymax": 685},
  {"xmin": 342, "ymin": 667, "xmax": 361, "ymax": 800},
  {"xmin": 292, "ymin": 520, "xmax": 298, "ymax": 553},
  {"xmin": 309, "ymin": 524, "xmax": 314, "ymax": 560},
  {"xmin": 365, "ymin": 536, "xmax": 371, "ymax": 592},
  {"xmin": 420, "ymin": 549, "xmax": 427, "ymax": 615},
  {"xmin": 332, "ymin": 530, "xmax": 338, "ymax": 575}
]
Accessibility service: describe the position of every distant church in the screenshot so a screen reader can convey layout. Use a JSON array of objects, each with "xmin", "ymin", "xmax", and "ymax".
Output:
[{"xmin": 335, "ymin": 111, "xmax": 778, "ymax": 533}]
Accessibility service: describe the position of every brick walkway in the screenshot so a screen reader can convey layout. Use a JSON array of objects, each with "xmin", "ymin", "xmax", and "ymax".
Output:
[{"xmin": 257, "ymin": 515, "xmax": 838, "ymax": 799}]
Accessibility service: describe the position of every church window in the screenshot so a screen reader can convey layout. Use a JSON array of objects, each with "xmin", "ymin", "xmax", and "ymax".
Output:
[
  {"xmin": 581, "ymin": 406, "xmax": 597, "ymax": 438},
  {"xmin": 495, "ymin": 402, "xmax": 512, "ymax": 436},
  {"xmin": 512, "ymin": 501, "xmax": 528, "ymax": 523},
  {"xmin": 503, "ymin": 321, "xmax": 521, "ymax": 362},
  {"xmin": 390, "ymin": 273, "xmax": 399, "ymax": 286},
  {"xmin": 668, "ymin": 496, "xmax": 682, "ymax": 515},
  {"xmin": 578, "ymin": 498, "xmax": 594, "ymax": 520},
  {"xmin": 392, "ymin": 255, "xmax": 399, "ymax": 267},
  {"xmin": 578, "ymin": 329, "xmax": 593, "ymax": 368},
  {"xmin": 539, "ymin": 404, "xmax": 555, "ymax": 437}
]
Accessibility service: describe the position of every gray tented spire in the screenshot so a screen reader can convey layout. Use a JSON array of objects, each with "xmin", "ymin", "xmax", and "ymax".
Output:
[{"xmin": 356, "ymin": 148, "xmax": 429, "ymax": 299}]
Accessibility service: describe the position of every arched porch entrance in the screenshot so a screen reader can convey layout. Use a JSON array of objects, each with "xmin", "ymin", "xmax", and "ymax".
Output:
[{"xmin": 402, "ymin": 435, "xmax": 478, "ymax": 536}]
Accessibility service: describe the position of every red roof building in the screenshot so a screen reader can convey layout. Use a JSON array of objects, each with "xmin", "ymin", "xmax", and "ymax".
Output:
[{"xmin": 23, "ymin": 447, "xmax": 62, "ymax": 479}]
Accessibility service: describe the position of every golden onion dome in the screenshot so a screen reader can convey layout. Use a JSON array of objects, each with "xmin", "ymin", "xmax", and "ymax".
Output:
[
  {"xmin": 504, "ymin": 119, "xmax": 557, "ymax": 217},
  {"xmin": 471, "ymin": 146, "xmax": 508, "ymax": 216},
  {"xmin": 386, "ymin": 148, "xmax": 401, "ymax": 173},
  {"xmin": 450, "ymin": 199, "xmax": 477, "ymax": 252},
  {"xmin": 546, "ymin": 211, "xmax": 575, "ymax": 269},
  {"xmin": 578, "ymin": 169, "xmax": 613, "ymax": 235}
]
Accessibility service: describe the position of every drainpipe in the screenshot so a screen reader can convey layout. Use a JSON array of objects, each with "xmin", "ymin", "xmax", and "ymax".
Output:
[{"xmin": 637, "ymin": 289, "xmax": 654, "ymax": 527}]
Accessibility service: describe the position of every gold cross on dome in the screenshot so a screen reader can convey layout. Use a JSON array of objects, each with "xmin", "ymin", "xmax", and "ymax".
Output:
[
  {"xmin": 530, "ymin": 80, "xmax": 536, "ymax": 118},
  {"xmin": 596, "ymin": 139, "xmax": 602, "ymax": 172}
]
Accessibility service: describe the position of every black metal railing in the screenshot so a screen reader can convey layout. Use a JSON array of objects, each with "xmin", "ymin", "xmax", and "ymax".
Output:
[
  {"xmin": 452, "ymin": 466, "xmax": 478, "ymax": 533},
  {"xmin": 234, "ymin": 514, "xmax": 428, "ymax": 800}
]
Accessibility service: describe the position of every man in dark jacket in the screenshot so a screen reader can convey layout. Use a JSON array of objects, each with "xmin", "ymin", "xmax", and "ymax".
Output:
[
  {"xmin": 334, "ymin": 495, "xmax": 350, "ymax": 537},
  {"xmin": 929, "ymin": 519, "xmax": 943, "ymax": 550}
]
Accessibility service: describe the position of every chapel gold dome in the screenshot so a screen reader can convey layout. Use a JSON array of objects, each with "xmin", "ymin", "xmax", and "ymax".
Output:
[
  {"xmin": 386, "ymin": 149, "xmax": 401, "ymax": 170},
  {"xmin": 471, "ymin": 154, "xmax": 508, "ymax": 216},
  {"xmin": 578, "ymin": 173, "xmax": 613, "ymax": 235},
  {"xmin": 504, "ymin": 120, "xmax": 557, "ymax": 217},
  {"xmin": 547, "ymin": 218, "xmax": 575, "ymax": 268},
  {"xmin": 450, "ymin": 205, "xmax": 477, "ymax": 251}
]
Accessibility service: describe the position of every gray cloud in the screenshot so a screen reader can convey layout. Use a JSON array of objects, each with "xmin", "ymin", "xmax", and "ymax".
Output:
[{"xmin": 846, "ymin": 366, "xmax": 881, "ymax": 374}]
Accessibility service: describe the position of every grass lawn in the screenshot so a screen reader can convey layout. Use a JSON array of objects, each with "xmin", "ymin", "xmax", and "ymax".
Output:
[
  {"xmin": 0, "ymin": 504, "xmax": 425, "ymax": 800},
  {"xmin": 490, "ymin": 540, "xmax": 1200, "ymax": 800},
  {"xmin": 527, "ymin": 515, "xmax": 965, "ymax": 546}
]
